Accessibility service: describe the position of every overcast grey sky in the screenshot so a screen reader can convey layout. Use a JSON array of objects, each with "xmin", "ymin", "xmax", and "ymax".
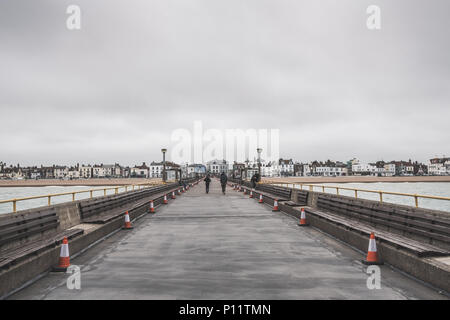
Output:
[{"xmin": 0, "ymin": 0, "xmax": 449, "ymax": 166}]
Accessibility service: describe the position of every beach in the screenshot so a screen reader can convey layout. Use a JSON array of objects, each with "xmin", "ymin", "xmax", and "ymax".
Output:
[
  {"xmin": 0, "ymin": 178, "xmax": 162, "ymax": 187},
  {"xmin": 261, "ymin": 176, "xmax": 450, "ymax": 184}
]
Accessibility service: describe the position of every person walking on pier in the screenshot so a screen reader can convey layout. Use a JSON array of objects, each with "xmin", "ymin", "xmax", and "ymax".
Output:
[
  {"xmin": 251, "ymin": 173, "xmax": 258, "ymax": 189},
  {"xmin": 220, "ymin": 172, "xmax": 228, "ymax": 194},
  {"xmin": 204, "ymin": 174, "xmax": 211, "ymax": 194}
]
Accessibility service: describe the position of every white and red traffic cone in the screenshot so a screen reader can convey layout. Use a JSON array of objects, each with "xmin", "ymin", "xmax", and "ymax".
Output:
[
  {"xmin": 272, "ymin": 199, "xmax": 280, "ymax": 212},
  {"xmin": 298, "ymin": 208, "xmax": 309, "ymax": 226},
  {"xmin": 171, "ymin": 191, "xmax": 176, "ymax": 199},
  {"xmin": 259, "ymin": 194, "xmax": 263, "ymax": 203},
  {"xmin": 53, "ymin": 237, "xmax": 70, "ymax": 271},
  {"xmin": 163, "ymin": 194, "xmax": 168, "ymax": 204},
  {"xmin": 249, "ymin": 190, "xmax": 253, "ymax": 198},
  {"xmin": 149, "ymin": 200, "xmax": 155, "ymax": 213},
  {"xmin": 362, "ymin": 232, "xmax": 383, "ymax": 265},
  {"xmin": 122, "ymin": 211, "xmax": 133, "ymax": 230}
]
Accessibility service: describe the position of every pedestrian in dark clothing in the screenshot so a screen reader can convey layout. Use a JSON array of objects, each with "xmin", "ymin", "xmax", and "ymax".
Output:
[
  {"xmin": 204, "ymin": 174, "xmax": 211, "ymax": 194},
  {"xmin": 220, "ymin": 172, "xmax": 228, "ymax": 194},
  {"xmin": 251, "ymin": 174, "xmax": 257, "ymax": 189}
]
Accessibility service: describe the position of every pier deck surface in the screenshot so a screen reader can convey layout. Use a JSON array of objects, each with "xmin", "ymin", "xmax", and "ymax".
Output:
[{"xmin": 9, "ymin": 180, "xmax": 447, "ymax": 299}]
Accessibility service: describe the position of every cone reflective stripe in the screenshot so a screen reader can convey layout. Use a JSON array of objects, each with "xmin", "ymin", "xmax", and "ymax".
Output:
[
  {"xmin": 172, "ymin": 191, "xmax": 176, "ymax": 199},
  {"xmin": 298, "ymin": 208, "xmax": 309, "ymax": 226},
  {"xmin": 163, "ymin": 194, "xmax": 168, "ymax": 204},
  {"xmin": 150, "ymin": 200, "xmax": 155, "ymax": 213},
  {"xmin": 259, "ymin": 194, "xmax": 263, "ymax": 203},
  {"xmin": 123, "ymin": 211, "xmax": 133, "ymax": 229},
  {"xmin": 272, "ymin": 199, "xmax": 279, "ymax": 211},
  {"xmin": 57, "ymin": 237, "xmax": 70, "ymax": 269},
  {"xmin": 362, "ymin": 232, "xmax": 383, "ymax": 265}
]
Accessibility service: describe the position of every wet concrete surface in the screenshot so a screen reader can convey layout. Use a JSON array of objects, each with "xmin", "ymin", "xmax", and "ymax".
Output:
[{"xmin": 9, "ymin": 180, "xmax": 448, "ymax": 299}]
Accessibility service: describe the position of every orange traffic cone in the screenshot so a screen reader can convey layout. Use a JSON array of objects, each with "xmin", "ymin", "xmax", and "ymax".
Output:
[
  {"xmin": 298, "ymin": 208, "xmax": 309, "ymax": 226},
  {"xmin": 149, "ymin": 200, "xmax": 155, "ymax": 213},
  {"xmin": 163, "ymin": 194, "xmax": 168, "ymax": 204},
  {"xmin": 362, "ymin": 233, "xmax": 383, "ymax": 265},
  {"xmin": 171, "ymin": 191, "xmax": 176, "ymax": 199},
  {"xmin": 259, "ymin": 194, "xmax": 263, "ymax": 203},
  {"xmin": 272, "ymin": 199, "xmax": 280, "ymax": 212},
  {"xmin": 53, "ymin": 237, "xmax": 70, "ymax": 271},
  {"xmin": 122, "ymin": 211, "xmax": 133, "ymax": 230}
]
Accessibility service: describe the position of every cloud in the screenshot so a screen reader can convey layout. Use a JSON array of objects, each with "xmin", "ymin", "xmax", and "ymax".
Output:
[{"xmin": 0, "ymin": 0, "xmax": 449, "ymax": 166}]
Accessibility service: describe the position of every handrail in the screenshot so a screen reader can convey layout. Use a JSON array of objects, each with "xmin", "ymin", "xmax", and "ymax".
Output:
[
  {"xmin": 0, "ymin": 181, "xmax": 165, "ymax": 213},
  {"xmin": 265, "ymin": 182, "xmax": 450, "ymax": 209}
]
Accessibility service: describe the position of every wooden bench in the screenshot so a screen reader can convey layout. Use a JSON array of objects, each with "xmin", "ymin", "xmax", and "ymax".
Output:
[
  {"xmin": 0, "ymin": 208, "xmax": 84, "ymax": 270},
  {"xmin": 238, "ymin": 184, "xmax": 292, "ymax": 203},
  {"xmin": 299, "ymin": 206, "xmax": 449, "ymax": 257},
  {"xmin": 79, "ymin": 184, "xmax": 182, "ymax": 224},
  {"xmin": 315, "ymin": 193, "xmax": 450, "ymax": 249},
  {"xmin": 257, "ymin": 184, "xmax": 292, "ymax": 201}
]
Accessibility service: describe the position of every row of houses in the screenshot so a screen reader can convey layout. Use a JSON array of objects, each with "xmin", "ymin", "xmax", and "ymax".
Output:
[
  {"xmin": 0, "ymin": 156, "xmax": 448, "ymax": 180},
  {"xmin": 0, "ymin": 162, "xmax": 207, "ymax": 180},
  {"xmin": 229, "ymin": 157, "xmax": 449, "ymax": 177}
]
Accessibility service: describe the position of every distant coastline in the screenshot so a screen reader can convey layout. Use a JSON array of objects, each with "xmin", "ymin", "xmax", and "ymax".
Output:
[
  {"xmin": 263, "ymin": 176, "xmax": 450, "ymax": 184},
  {"xmin": 1, "ymin": 176, "xmax": 450, "ymax": 187},
  {"xmin": 0, "ymin": 178, "xmax": 161, "ymax": 187}
]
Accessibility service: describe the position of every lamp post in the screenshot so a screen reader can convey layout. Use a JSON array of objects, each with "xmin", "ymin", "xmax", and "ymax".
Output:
[
  {"xmin": 161, "ymin": 148, "xmax": 167, "ymax": 182},
  {"xmin": 257, "ymin": 148, "xmax": 262, "ymax": 178}
]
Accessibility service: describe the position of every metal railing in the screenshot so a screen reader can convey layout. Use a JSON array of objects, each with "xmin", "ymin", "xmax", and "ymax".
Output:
[
  {"xmin": 265, "ymin": 182, "xmax": 450, "ymax": 209},
  {"xmin": 0, "ymin": 181, "xmax": 165, "ymax": 213}
]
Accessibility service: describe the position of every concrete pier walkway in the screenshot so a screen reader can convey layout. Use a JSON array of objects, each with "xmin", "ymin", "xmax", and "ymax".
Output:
[{"xmin": 9, "ymin": 180, "xmax": 447, "ymax": 299}]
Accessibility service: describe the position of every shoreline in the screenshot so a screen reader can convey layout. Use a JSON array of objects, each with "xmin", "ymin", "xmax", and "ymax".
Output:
[
  {"xmin": 262, "ymin": 176, "xmax": 450, "ymax": 184},
  {"xmin": 0, "ymin": 178, "xmax": 162, "ymax": 187},
  {"xmin": 1, "ymin": 176, "xmax": 450, "ymax": 187}
]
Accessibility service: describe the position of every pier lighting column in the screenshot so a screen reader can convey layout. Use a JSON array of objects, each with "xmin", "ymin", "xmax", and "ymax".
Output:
[
  {"xmin": 257, "ymin": 148, "xmax": 262, "ymax": 178},
  {"xmin": 161, "ymin": 148, "xmax": 167, "ymax": 182}
]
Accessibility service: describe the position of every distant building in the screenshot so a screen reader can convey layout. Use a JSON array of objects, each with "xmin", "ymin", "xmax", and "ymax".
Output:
[
  {"xmin": 206, "ymin": 159, "xmax": 228, "ymax": 174},
  {"xmin": 187, "ymin": 164, "xmax": 206, "ymax": 177},
  {"xmin": 150, "ymin": 161, "xmax": 181, "ymax": 178},
  {"xmin": 232, "ymin": 162, "xmax": 246, "ymax": 178},
  {"xmin": 428, "ymin": 157, "xmax": 450, "ymax": 175},
  {"xmin": 79, "ymin": 165, "xmax": 93, "ymax": 178},
  {"xmin": 149, "ymin": 162, "xmax": 163, "ymax": 178},
  {"xmin": 278, "ymin": 159, "xmax": 294, "ymax": 176},
  {"xmin": 131, "ymin": 162, "xmax": 150, "ymax": 178}
]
